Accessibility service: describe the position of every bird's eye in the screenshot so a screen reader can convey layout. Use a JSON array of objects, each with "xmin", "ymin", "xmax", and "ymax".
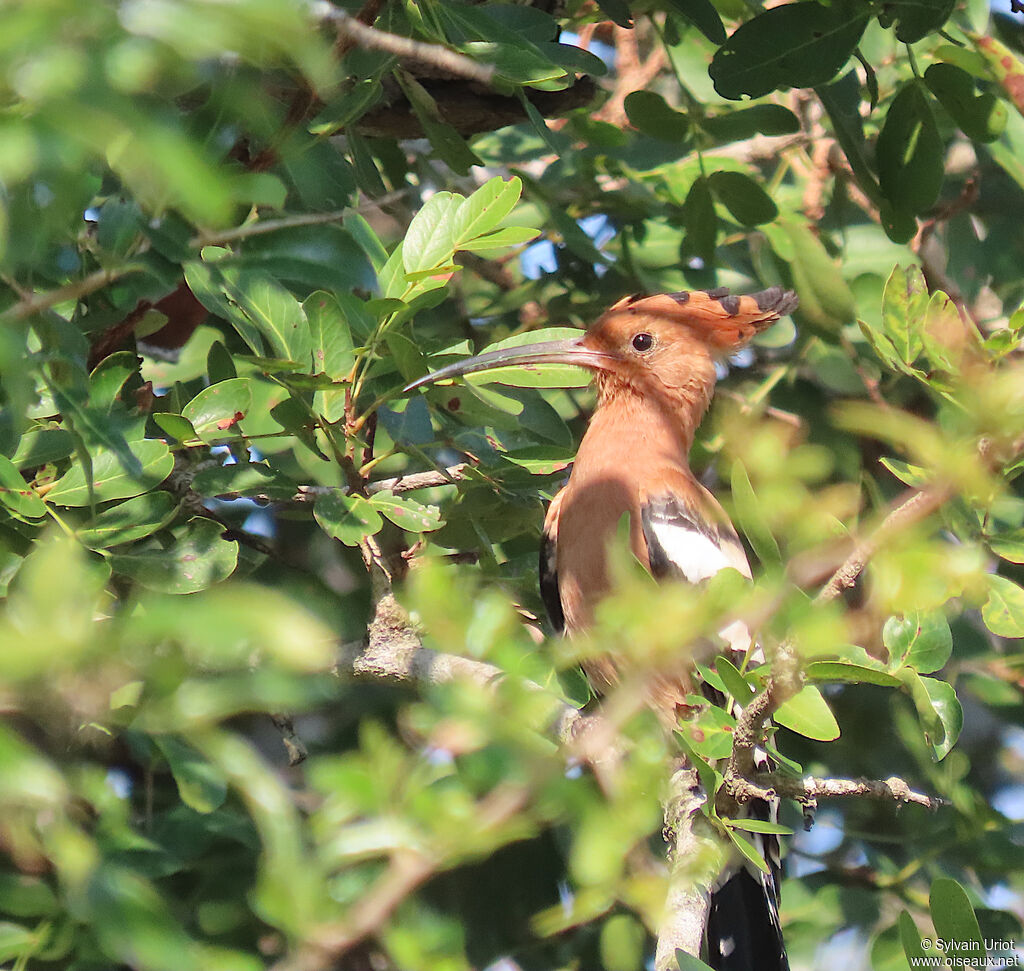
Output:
[{"xmin": 631, "ymin": 332, "xmax": 654, "ymax": 352}]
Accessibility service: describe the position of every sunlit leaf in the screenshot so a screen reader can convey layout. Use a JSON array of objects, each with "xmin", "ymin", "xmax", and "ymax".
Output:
[
  {"xmin": 774, "ymin": 685, "xmax": 840, "ymax": 741},
  {"xmin": 46, "ymin": 441, "xmax": 174, "ymax": 507}
]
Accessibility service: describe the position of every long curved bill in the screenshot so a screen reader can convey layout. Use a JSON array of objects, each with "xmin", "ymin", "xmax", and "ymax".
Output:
[{"xmin": 404, "ymin": 337, "xmax": 616, "ymax": 392}]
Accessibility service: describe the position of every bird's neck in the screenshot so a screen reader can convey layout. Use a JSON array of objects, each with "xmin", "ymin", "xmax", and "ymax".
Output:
[{"xmin": 581, "ymin": 378, "xmax": 713, "ymax": 466}]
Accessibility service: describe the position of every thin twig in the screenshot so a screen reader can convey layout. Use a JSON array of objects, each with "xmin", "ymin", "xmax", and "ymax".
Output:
[
  {"xmin": 190, "ymin": 191, "xmax": 412, "ymax": 248},
  {"xmin": 219, "ymin": 465, "xmax": 470, "ymax": 505},
  {"xmin": 814, "ymin": 485, "xmax": 952, "ymax": 604},
  {"xmin": 3, "ymin": 265, "xmax": 145, "ymax": 322},
  {"xmin": 313, "ymin": 1, "xmax": 496, "ymax": 85}
]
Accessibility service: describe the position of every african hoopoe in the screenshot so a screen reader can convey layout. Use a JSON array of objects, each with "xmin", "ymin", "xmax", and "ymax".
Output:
[{"xmin": 408, "ymin": 286, "xmax": 799, "ymax": 971}]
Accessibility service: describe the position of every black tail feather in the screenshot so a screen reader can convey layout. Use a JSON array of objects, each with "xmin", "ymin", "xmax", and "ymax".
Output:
[{"xmin": 706, "ymin": 868, "xmax": 789, "ymax": 971}]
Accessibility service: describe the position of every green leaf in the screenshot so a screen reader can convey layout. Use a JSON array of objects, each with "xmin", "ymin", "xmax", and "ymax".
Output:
[
  {"xmin": 153, "ymin": 413, "xmax": 198, "ymax": 444},
  {"xmin": 730, "ymin": 460, "xmax": 781, "ymax": 567},
  {"xmin": 310, "ymin": 77, "xmax": 384, "ymax": 134},
  {"xmin": 710, "ymin": 3, "xmax": 869, "ymax": 100},
  {"xmin": 661, "ymin": 0, "xmax": 725, "ymax": 44},
  {"xmin": 314, "ymin": 492, "xmax": 383, "ymax": 546},
  {"xmin": 154, "ymin": 735, "xmax": 228, "ymax": 814},
  {"xmin": 369, "ymin": 491, "xmax": 444, "ymax": 532},
  {"xmin": 988, "ymin": 528, "xmax": 1024, "ymax": 564},
  {"xmin": 708, "ymin": 171, "xmax": 778, "ymax": 225},
  {"xmin": 675, "ymin": 950, "xmax": 716, "ymax": 971},
  {"xmin": 594, "ymin": 0, "xmax": 632, "ymax": 27},
  {"xmin": 10, "ymin": 426, "xmax": 74, "ymax": 469},
  {"xmin": 877, "ymin": 82, "xmax": 944, "ymax": 218},
  {"xmin": 925, "ymin": 63, "xmax": 1007, "ymax": 143},
  {"xmin": 682, "ymin": 176, "xmax": 717, "ymax": 266},
  {"xmin": 108, "ymin": 518, "xmax": 239, "ymax": 594},
  {"xmin": 704, "ymin": 104, "xmax": 801, "ymax": 143},
  {"xmin": 181, "ymin": 378, "xmax": 253, "ymax": 444},
  {"xmin": 403, "ymin": 191, "xmax": 461, "ymax": 276},
  {"xmin": 817, "ymin": 72, "xmax": 884, "ymax": 207},
  {"xmin": 397, "ymin": 72, "xmax": 483, "ymax": 176},
  {"xmin": 774, "ymin": 217, "xmax": 855, "ymax": 333},
  {"xmin": 46, "ymin": 440, "xmax": 174, "ymax": 507},
  {"xmin": 725, "ymin": 827, "xmax": 770, "ymax": 873},
  {"xmin": 0, "ymin": 921, "xmax": 37, "ymax": 964},
  {"xmin": 193, "ymin": 462, "xmax": 295, "ymax": 501},
  {"xmin": 982, "ymin": 574, "xmax": 1024, "ymax": 637},
  {"xmin": 218, "ymin": 268, "xmax": 313, "ymax": 366},
  {"xmin": 451, "ymin": 176, "xmax": 523, "ymax": 247},
  {"xmin": 206, "ymin": 340, "xmax": 236, "ymax": 383},
  {"xmin": 624, "ymin": 91, "xmax": 690, "ymax": 142},
  {"xmin": 774, "ymin": 685, "xmax": 840, "ymax": 740},
  {"xmin": 806, "ymin": 660, "xmax": 902, "ymax": 688},
  {"xmin": 0, "ymin": 453, "xmax": 46, "ymax": 518},
  {"xmin": 184, "ymin": 258, "xmax": 265, "ymax": 355},
  {"xmin": 901, "ymin": 670, "xmax": 963, "ymax": 759},
  {"xmin": 722, "ymin": 817, "xmax": 793, "ymax": 836},
  {"xmin": 880, "ymin": 0, "xmax": 955, "ymax": 43},
  {"xmin": 929, "ymin": 878, "xmax": 984, "ymax": 958},
  {"xmin": 305, "ymin": 290, "xmax": 355, "ymax": 424},
  {"xmin": 883, "ymin": 611, "xmax": 952, "ymax": 673},
  {"xmin": 88, "ymin": 351, "xmax": 140, "ymax": 413},
  {"xmin": 502, "ymin": 444, "xmax": 575, "ymax": 474},
  {"xmin": 460, "ymin": 225, "xmax": 541, "ymax": 254},
  {"xmin": 238, "ymin": 224, "xmax": 375, "ymax": 294},
  {"xmin": 599, "ymin": 913, "xmax": 646, "ymax": 971},
  {"xmin": 76, "ymin": 493, "xmax": 178, "ymax": 549},
  {"xmin": 879, "ymin": 457, "xmax": 930, "ymax": 488},
  {"xmin": 880, "ymin": 264, "xmax": 929, "ymax": 366},
  {"xmin": 715, "ymin": 654, "xmax": 756, "ymax": 702},
  {"xmin": 898, "ymin": 910, "xmax": 930, "ymax": 965}
]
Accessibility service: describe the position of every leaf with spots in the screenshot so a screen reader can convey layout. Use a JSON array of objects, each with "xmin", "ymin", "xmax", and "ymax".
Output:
[
  {"xmin": 108, "ymin": 518, "xmax": 238, "ymax": 594},
  {"xmin": 369, "ymin": 491, "xmax": 444, "ymax": 533},
  {"xmin": 182, "ymin": 378, "xmax": 253, "ymax": 445},
  {"xmin": 314, "ymin": 492, "xmax": 382, "ymax": 546}
]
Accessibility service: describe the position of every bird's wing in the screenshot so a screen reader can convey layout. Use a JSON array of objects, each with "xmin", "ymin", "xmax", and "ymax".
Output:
[
  {"xmin": 539, "ymin": 489, "xmax": 565, "ymax": 635},
  {"xmin": 640, "ymin": 491, "xmax": 751, "ymax": 584}
]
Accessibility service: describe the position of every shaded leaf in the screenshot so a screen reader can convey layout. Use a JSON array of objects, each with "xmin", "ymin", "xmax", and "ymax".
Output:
[
  {"xmin": 0, "ymin": 454, "xmax": 46, "ymax": 519},
  {"xmin": 877, "ymin": 82, "xmax": 944, "ymax": 218},
  {"xmin": 929, "ymin": 878, "xmax": 984, "ymax": 958},
  {"xmin": 710, "ymin": 3, "xmax": 869, "ymax": 100},
  {"xmin": 925, "ymin": 62, "xmax": 1006, "ymax": 142},
  {"xmin": 708, "ymin": 171, "xmax": 778, "ymax": 225},
  {"xmin": 879, "ymin": 0, "xmax": 955, "ymax": 44},
  {"xmin": 154, "ymin": 735, "xmax": 228, "ymax": 814},
  {"xmin": 661, "ymin": 0, "xmax": 725, "ymax": 44},
  {"xmin": 624, "ymin": 91, "xmax": 690, "ymax": 142},
  {"xmin": 76, "ymin": 493, "xmax": 178, "ymax": 549}
]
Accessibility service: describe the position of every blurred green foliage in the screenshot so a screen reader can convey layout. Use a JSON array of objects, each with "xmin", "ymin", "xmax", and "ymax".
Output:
[{"xmin": 1, "ymin": 0, "xmax": 1024, "ymax": 968}]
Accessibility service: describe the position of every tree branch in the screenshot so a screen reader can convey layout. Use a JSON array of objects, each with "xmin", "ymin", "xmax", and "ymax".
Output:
[
  {"xmin": 312, "ymin": 1, "xmax": 496, "ymax": 85},
  {"xmin": 338, "ymin": 588, "xmax": 586, "ymax": 746},
  {"xmin": 654, "ymin": 766, "xmax": 716, "ymax": 970},
  {"xmin": 814, "ymin": 485, "xmax": 953, "ymax": 604},
  {"xmin": 734, "ymin": 771, "xmax": 946, "ymax": 811}
]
